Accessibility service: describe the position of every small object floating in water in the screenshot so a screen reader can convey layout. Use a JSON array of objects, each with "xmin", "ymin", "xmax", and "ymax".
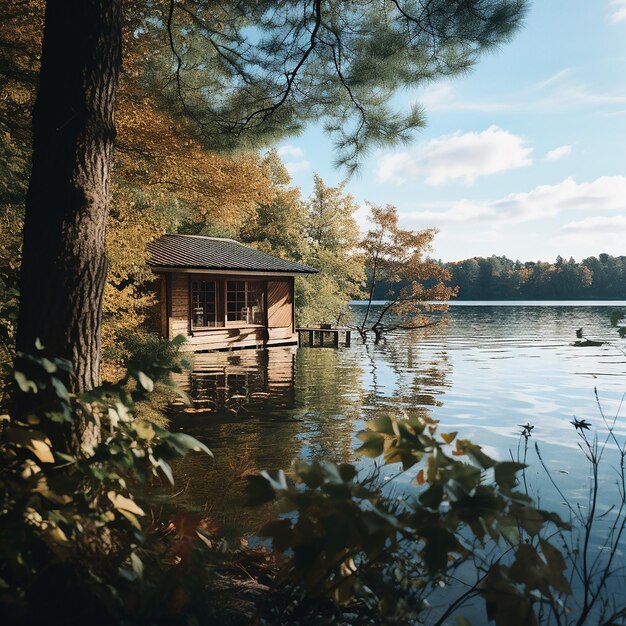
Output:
[{"xmin": 572, "ymin": 339, "xmax": 604, "ymax": 347}]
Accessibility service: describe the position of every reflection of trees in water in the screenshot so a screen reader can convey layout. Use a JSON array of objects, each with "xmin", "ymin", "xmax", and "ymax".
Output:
[
  {"xmin": 362, "ymin": 328, "xmax": 451, "ymax": 422},
  {"xmin": 169, "ymin": 347, "xmax": 305, "ymax": 534},
  {"xmin": 166, "ymin": 333, "xmax": 450, "ymax": 533},
  {"xmin": 169, "ymin": 346, "xmax": 365, "ymax": 533},
  {"xmin": 293, "ymin": 347, "xmax": 365, "ymax": 463}
]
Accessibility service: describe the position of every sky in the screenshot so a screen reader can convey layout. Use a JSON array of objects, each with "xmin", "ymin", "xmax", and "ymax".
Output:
[{"xmin": 275, "ymin": 0, "xmax": 626, "ymax": 263}]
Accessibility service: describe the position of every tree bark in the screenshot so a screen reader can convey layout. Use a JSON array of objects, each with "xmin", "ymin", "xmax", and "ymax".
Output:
[{"xmin": 16, "ymin": 0, "xmax": 122, "ymax": 393}]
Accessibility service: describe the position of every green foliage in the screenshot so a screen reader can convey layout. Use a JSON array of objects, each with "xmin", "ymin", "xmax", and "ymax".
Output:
[
  {"xmin": 0, "ymin": 345, "xmax": 217, "ymax": 625},
  {"xmin": 239, "ymin": 167, "xmax": 365, "ymax": 326},
  {"xmin": 247, "ymin": 413, "xmax": 568, "ymax": 624},
  {"xmin": 240, "ymin": 150, "xmax": 309, "ymax": 259},
  {"xmin": 295, "ymin": 176, "xmax": 365, "ymax": 325},
  {"xmin": 402, "ymin": 254, "xmax": 626, "ymax": 302},
  {"xmin": 146, "ymin": 1, "xmax": 528, "ymax": 170},
  {"xmin": 360, "ymin": 204, "xmax": 455, "ymax": 338}
]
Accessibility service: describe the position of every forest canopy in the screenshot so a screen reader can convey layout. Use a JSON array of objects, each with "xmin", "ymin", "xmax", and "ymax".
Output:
[{"xmin": 372, "ymin": 254, "xmax": 626, "ymax": 301}]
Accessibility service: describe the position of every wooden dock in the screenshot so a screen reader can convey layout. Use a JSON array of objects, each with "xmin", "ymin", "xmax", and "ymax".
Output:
[{"xmin": 297, "ymin": 326, "xmax": 351, "ymax": 348}]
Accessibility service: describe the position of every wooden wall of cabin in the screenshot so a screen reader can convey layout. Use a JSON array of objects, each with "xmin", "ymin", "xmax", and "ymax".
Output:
[
  {"xmin": 266, "ymin": 278, "xmax": 294, "ymax": 342},
  {"xmin": 158, "ymin": 272, "xmax": 298, "ymax": 351}
]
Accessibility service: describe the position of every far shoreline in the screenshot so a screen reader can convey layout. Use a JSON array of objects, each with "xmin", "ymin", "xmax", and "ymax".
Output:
[{"xmin": 350, "ymin": 300, "xmax": 626, "ymax": 307}]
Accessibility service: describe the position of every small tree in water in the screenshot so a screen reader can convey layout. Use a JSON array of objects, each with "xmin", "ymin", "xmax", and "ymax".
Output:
[{"xmin": 359, "ymin": 204, "xmax": 456, "ymax": 342}]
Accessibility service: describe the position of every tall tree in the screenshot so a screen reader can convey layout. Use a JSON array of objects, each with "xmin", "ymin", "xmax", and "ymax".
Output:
[
  {"xmin": 16, "ymin": 0, "xmax": 122, "ymax": 392},
  {"xmin": 298, "ymin": 174, "xmax": 364, "ymax": 325},
  {"xmin": 359, "ymin": 204, "xmax": 455, "ymax": 342},
  {"xmin": 239, "ymin": 150, "xmax": 308, "ymax": 259},
  {"xmin": 14, "ymin": 0, "xmax": 528, "ymax": 392}
]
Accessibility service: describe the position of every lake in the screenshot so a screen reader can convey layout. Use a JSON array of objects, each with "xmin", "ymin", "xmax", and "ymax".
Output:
[{"xmin": 171, "ymin": 302, "xmax": 626, "ymax": 537}]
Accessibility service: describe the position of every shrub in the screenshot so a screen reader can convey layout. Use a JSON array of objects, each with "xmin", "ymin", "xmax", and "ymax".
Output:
[
  {"xmin": 0, "ymin": 344, "xmax": 214, "ymax": 625},
  {"xmin": 249, "ymin": 414, "xmax": 570, "ymax": 625}
]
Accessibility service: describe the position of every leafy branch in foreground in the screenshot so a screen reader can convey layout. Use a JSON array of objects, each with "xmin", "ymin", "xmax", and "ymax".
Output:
[
  {"xmin": 0, "ymin": 342, "xmax": 216, "ymax": 625},
  {"xmin": 248, "ymin": 413, "xmax": 568, "ymax": 625}
]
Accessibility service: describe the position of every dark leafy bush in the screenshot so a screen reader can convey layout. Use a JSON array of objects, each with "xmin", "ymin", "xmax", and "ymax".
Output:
[
  {"xmin": 249, "ymin": 414, "xmax": 570, "ymax": 625},
  {"xmin": 0, "ymin": 343, "xmax": 216, "ymax": 626}
]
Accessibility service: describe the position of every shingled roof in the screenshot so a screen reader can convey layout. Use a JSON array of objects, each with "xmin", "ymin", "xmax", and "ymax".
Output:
[{"xmin": 148, "ymin": 234, "xmax": 318, "ymax": 275}]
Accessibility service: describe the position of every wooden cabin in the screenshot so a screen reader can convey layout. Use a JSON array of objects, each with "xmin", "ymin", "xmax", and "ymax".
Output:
[{"xmin": 148, "ymin": 234, "xmax": 318, "ymax": 352}]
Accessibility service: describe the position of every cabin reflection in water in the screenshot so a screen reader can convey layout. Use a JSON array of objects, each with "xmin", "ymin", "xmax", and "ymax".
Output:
[{"xmin": 172, "ymin": 346, "xmax": 297, "ymax": 415}]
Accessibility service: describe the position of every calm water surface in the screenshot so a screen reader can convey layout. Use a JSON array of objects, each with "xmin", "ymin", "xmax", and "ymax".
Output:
[{"xmin": 172, "ymin": 302, "xmax": 626, "ymax": 535}]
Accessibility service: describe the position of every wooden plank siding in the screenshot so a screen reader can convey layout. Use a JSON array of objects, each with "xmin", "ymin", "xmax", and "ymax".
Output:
[
  {"xmin": 170, "ymin": 272, "xmax": 190, "ymax": 339},
  {"xmin": 157, "ymin": 271, "xmax": 298, "ymax": 351},
  {"xmin": 267, "ymin": 280, "xmax": 292, "ymax": 328}
]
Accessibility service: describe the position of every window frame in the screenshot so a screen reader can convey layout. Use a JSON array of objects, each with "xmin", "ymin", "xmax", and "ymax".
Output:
[
  {"xmin": 189, "ymin": 278, "xmax": 221, "ymax": 330},
  {"xmin": 225, "ymin": 279, "xmax": 266, "ymax": 326}
]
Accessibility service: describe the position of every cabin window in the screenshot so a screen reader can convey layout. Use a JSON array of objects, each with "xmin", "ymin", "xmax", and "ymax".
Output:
[
  {"xmin": 191, "ymin": 280, "xmax": 218, "ymax": 328},
  {"xmin": 226, "ymin": 280, "xmax": 265, "ymax": 324}
]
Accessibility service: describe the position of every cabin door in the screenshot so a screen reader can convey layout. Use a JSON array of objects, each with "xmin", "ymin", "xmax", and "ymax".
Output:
[{"xmin": 266, "ymin": 280, "xmax": 293, "ymax": 330}]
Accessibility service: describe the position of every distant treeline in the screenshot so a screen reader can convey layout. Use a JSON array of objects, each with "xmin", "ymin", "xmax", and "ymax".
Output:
[{"xmin": 372, "ymin": 254, "xmax": 626, "ymax": 300}]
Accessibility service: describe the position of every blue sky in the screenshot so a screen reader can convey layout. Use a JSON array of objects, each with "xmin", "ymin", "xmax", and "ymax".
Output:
[{"xmin": 276, "ymin": 1, "xmax": 626, "ymax": 262}]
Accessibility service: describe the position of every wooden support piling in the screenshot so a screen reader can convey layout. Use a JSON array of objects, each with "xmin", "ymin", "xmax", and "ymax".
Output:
[{"xmin": 297, "ymin": 326, "xmax": 351, "ymax": 348}]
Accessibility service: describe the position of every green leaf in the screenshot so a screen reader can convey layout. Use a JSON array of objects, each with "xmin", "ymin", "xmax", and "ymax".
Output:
[
  {"xmin": 367, "ymin": 415, "xmax": 394, "ymax": 435},
  {"xmin": 422, "ymin": 527, "xmax": 458, "ymax": 573},
  {"xmin": 167, "ymin": 432, "xmax": 212, "ymax": 457},
  {"xmin": 338, "ymin": 463, "xmax": 357, "ymax": 482},
  {"xmin": 14, "ymin": 370, "xmax": 37, "ymax": 394},
  {"xmin": 7, "ymin": 428, "xmax": 55, "ymax": 463},
  {"xmin": 39, "ymin": 357, "xmax": 58, "ymax": 374},
  {"xmin": 261, "ymin": 469, "xmax": 288, "ymax": 491},
  {"xmin": 157, "ymin": 458, "xmax": 175, "ymax": 485},
  {"xmin": 294, "ymin": 460, "xmax": 323, "ymax": 488},
  {"xmin": 420, "ymin": 484, "xmax": 443, "ymax": 509},
  {"xmin": 356, "ymin": 431, "xmax": 384, "ymax": 458},
  {"xmin": 137, "ymin": 370, "xmax": 154, "ymax": 392},
  {"xmin": 130, "ymin": 552, "xmax": 144, "ymax": 580},
  {"xmin": 494, "ymin": 462, "xmax": 525, "ymax": 492},
  {"xmin": 108, "ymin": 491, "xmax": 145, "ymax": 516},
  {"xmin": 134, "ymin": 420, "xmax": 156, "ymax": 440},
  {"xmin": 171, "ymin": 334, "xmax": 187, "ymax": 348},
  {"xmin": 441, "ymin": 431, "xmax": 457, "ymax": 444},
  {"xmin": 539, "ymin": 539, "xmax": 571, "ymax": 594}
]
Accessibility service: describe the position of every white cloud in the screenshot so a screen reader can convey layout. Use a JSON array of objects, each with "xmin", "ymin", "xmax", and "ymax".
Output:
[
  {"xmin": 416, "ymin": 83, "xmax": 512, "ymax": 113},
  {"xmin": 416, "ymin": 71, "xmax": 626, "ymax": 117},
  {"xmin": 609, "ymin": 1, "xmax": 626, "ymax": 23},
  {"xmin": 404, "ymin": 176, "xmax": 626, "ymax": 225},
  {"xmin": 277, "ymin": 144, "xmax": 304, "ymax": 159},
  {"xmin": 419, "ymin": 82, "xmax": 454, "ymax": 110},
  {"xmin": 376, "ymin": 126, "xmax": 532, "ymax": 186},
  {"xmin": 284, "ymin": 160, "xmax": 310, "ymax": 175},
  {"xmin": 545, "ymin": 145, "xmax": 572, "ymax": 161},
  {"xmin": 276, "ymin": 144, "xmax": 309, "ymax": 175},
  {"xmin": 561, "ymin": 215, "xmax": 626, "ymax": 234},
  {"xmin": 533, "ymin": 69, "xmax": 572, "ymax": 90},
  {"xmin": 353, "ymin": 203, "xmax": 371, "ymax": 233},
  {"xmin": 556, "ymin": 214, "xmax": 626, "ymax": 256}
]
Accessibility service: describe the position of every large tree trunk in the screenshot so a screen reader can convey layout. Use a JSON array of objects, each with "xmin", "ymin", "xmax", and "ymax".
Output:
[{"xmin": 16, "ymin": 0, "xmax": 122, "ymax": 394}]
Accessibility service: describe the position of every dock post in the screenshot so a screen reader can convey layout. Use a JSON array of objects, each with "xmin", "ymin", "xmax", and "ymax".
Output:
[
  {"xmin": 309, "ymin": 330, "xmax": 314, "ymax": 346},
  {"xmin": 334, "ymin": 332, "xmax": 339, "ymax": 348},
  {"xmin": 345, "ymin": 330, "xmax": 351, "ymax": 347}
]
